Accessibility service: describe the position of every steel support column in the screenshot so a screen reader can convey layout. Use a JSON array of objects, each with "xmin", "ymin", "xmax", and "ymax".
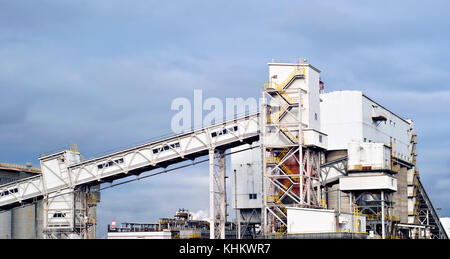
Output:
[
  {"xmin": 381, "ymin": 190, "xmax": 385, "ymax": 239},
  {"xmin": 209, "ymin": 149, "xmax": 227, "ymax": 239}
]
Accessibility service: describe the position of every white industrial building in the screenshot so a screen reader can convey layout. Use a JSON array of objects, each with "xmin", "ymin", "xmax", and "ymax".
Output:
[
  {"xmin": 320, "ymin": 90, "xmax": 412, "ymax": 161},
  {"xmin": 229, "ymin": 60, "xmax": 446, "ymax": 239},
  {"xmin": 0, "ymin": 59, "xmax": 446, "ymax": 239}
]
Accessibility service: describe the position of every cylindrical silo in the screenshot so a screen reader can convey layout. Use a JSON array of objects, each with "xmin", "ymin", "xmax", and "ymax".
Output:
[
  {"xmin": 12, "ymin": 204, "xmax": 36, "ymax": 239},
  {"xmin": 35, "ymin": 200, "xmax": 45, "ymax": 239},
  {"xmin": 0, "ymin": 210, "xmax": 12, "ymax": 239}
]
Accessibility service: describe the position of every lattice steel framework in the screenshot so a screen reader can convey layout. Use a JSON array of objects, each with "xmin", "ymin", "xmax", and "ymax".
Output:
[
  {"xmin": 354, "ymin": 191, "xmax": 397, "ymax": 238},
  {"xmin": 209, "ymin": 149, "xmax": 227, "ymax": 239}
]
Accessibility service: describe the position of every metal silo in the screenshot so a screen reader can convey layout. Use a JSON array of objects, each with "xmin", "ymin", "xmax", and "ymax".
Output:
[
  {"xmin": 0, "ymin": 210, "xmax": 12, "ymax": 239},
  {"xmin": 12, "ymin": 203, "xmax": 36, "ymax": 239},
  {"xmin": 35, "ymin": 200, "xmax": 45, "ymax": 239}
]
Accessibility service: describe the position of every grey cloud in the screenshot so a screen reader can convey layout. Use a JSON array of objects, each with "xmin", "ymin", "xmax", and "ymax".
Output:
[
  {"xmin": 0, "ymin": 0, "xmax": 90, "ymax": 29},
  {"xmin": 0, "ymin": 0, "xmax": 449, "ymax": 237}
]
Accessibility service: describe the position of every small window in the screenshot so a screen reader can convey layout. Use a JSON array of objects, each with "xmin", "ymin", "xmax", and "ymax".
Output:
[
  {"xmin": 98, "ymin": 164, "xmax": 103, "ymax": 169},
  {"xmin": 114, "ymin": 158, "xmax": 124, "ymax": 164},
  {"xmin": 153, "ymin": 149, "xmax": 159, "ymax": 154},
  {"xmin": 364, "ymin": 138, "xmax": 367, "ymax": 142},
  {"xmin": 222, "ymin": 129, "xmax": 227, "ymax": 134},
  {"xmin": 319, "ymin": 135, "xmax": 322, "ymax": 143},
  {"xmin": 211, "ymin": 132, "xmax": 217, "ymax": 137},
  {"xmin": 164, "ymin": 145, "xmax": 169, "ymax": 151},
  {"xmin": 234, "ymin": 126, "xmax": 238, "ymax": 131},
  {"xmin": 1, "ymin": 188, "xmax": 18, "ymax": 197},
  {"xmin": 315, "ymin": 113, "xmax": 318, "ymax": 120}
]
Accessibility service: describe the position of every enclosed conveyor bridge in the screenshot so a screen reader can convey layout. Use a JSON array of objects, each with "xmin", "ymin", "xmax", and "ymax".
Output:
[
  {"xmin": 0, "ymin": 113, "xmax": 260, "ymax": 238},
  {"xmin": 0, "ymin": 113, "xmax": 259, "ymax": 209}
]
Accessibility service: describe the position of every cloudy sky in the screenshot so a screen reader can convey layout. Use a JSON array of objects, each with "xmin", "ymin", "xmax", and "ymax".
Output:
[{"xmin": 0, "ymin": 0, "xmax": 449, "ymax": 238}]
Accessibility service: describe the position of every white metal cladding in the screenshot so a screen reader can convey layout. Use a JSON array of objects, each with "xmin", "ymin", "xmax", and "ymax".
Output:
[
  {"xmin": 361, "ymin": 95, "xmax": 411, "ymax": 161},
  {"xmin": 303, "ymin": 129, "xmax": 327, "ymax": 150},
  {"xmin": 347, "ymin": 142, "xmax": 391, "ymax": 170},
  {"xmin": 339, "ymin": 175, "xmax": 397, "ymax": 191},
  {"xmin": 0, "ymin": 113, "xmax": 260, "ymax": 209},
  {"xmin": 231, "ymin": 141, "xmax": 263, "ymax": 209},
  {"xmin": 287, "ymin": 207, "xmax": 335, "ymax": 233},
  {"xmin": 320, "ymin": 91, "xmax": 412, "ymax": 161},
  {"xmin": 40, "ymin": 151, "xmax": 82, "ymax": 194},
  {"xmin": 45, "ymin": 189, "xmax": 74, "ymax": 229},
  {"xmin": 287, "ymin": 207, "xmax": 366, "ymax": 233},
  {"xmin": 320, "ymin": 91, "xmax": 365, "ymax": 150},
  {"xmin": 268, "ymin": 63, "xmax": 321, "ymax": 131}
]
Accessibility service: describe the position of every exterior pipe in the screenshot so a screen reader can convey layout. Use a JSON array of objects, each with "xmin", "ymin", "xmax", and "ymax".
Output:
[{"xmin": 381, "ymin": 190, "xmax": 385, "ymax": 239}]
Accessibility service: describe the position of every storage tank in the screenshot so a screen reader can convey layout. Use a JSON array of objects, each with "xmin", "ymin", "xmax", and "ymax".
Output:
[
  {"xmin": 12, "ymin": 204, "xmax": 36, "ymax": 239},
  {"xmin": 0, "ymin": 210, "xmax": 12, "ymax": 238},
  {"xmin": 35, "ymin": 200, "xmax": 45, "ymax": 239}
]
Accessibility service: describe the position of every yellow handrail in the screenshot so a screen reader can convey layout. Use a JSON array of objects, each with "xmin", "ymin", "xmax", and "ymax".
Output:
[
  {"xmin": 0, "ymin": 162, "xmax": 41, "ymax": 172},
  {"xmin": 70, "ymin": 144, "xmax": 79, "ymax": 152},
  {"xmin": 277, "ymin": 67, "xmax": 305, "ymax": 90},
  {"xmin": 278, "ymin": 147, "xmax": 290, "ymax": 160},
  {"xmin": 279, "ymin": 91, "xmax": 301, "ymax": 104},
  {"xmin": 264, "ymin": 67, "xmax": 305, "ymax": 90},
  {"xmin": 281, "ymin": 128, "xmax": 297, "ymax": 143}
]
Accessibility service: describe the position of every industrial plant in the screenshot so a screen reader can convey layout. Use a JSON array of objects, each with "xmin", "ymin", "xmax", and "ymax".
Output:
[{"xmin": 0, "ymin": 60, "xmax": 448, "ymax": 239}]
